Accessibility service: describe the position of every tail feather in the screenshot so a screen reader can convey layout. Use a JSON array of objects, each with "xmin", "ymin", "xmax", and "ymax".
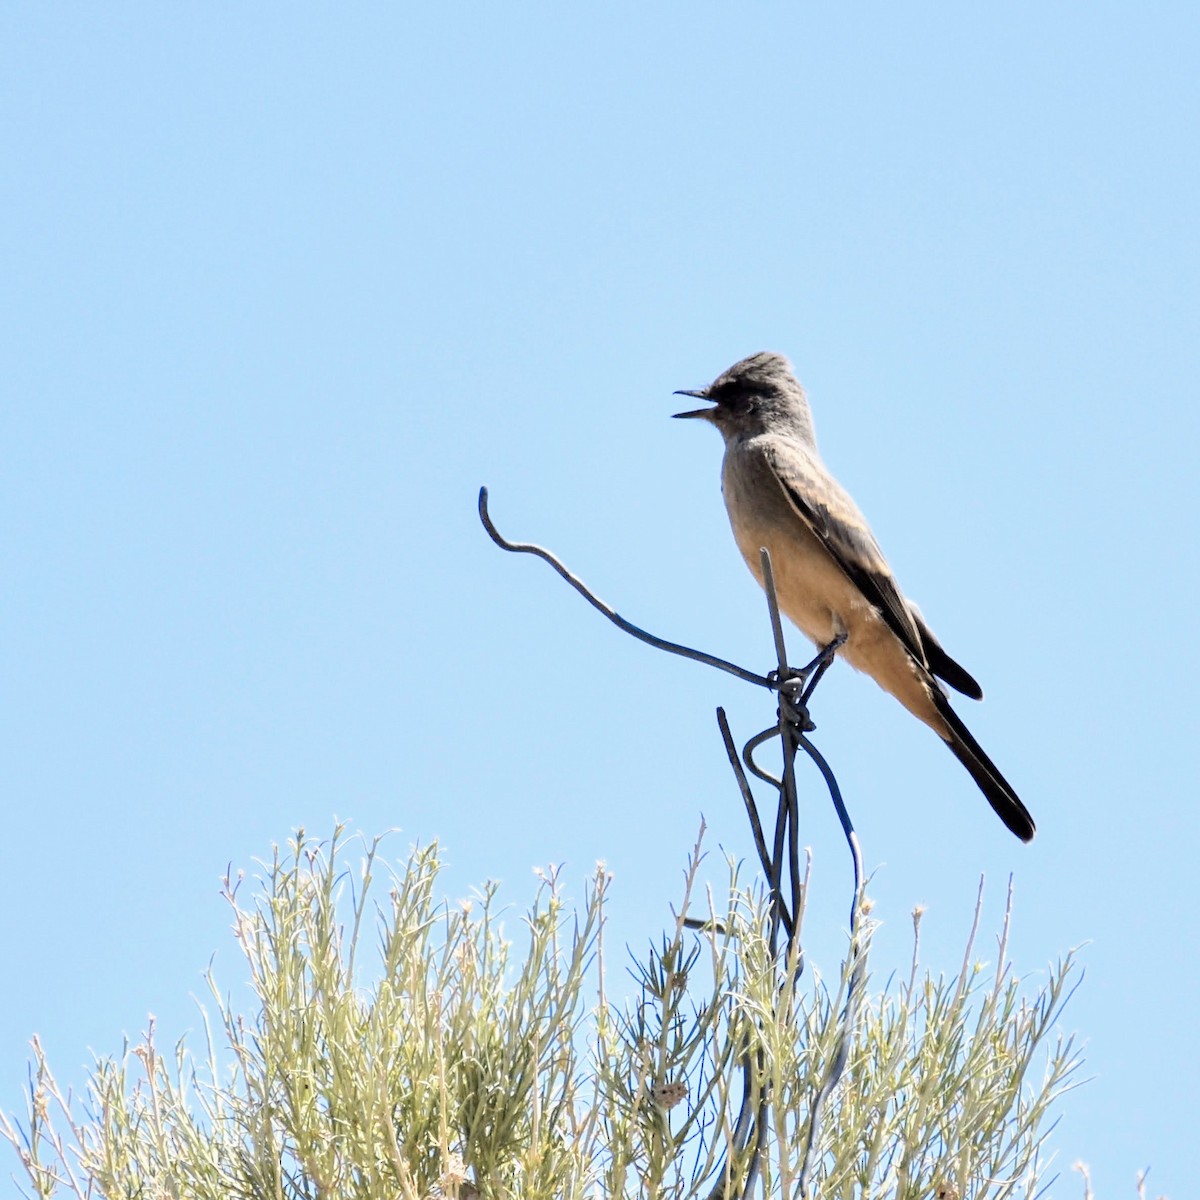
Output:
[
  {"xmin": 934, "ymin": 692, "xmax": 1035, "ymax": 842},
  {"xmin": 924, "ymin": 640, "xmax": 983, "ymax": 700},
  {"xmin": 910, "ymin": 607, "xmax": 984, "ymax": 700}
]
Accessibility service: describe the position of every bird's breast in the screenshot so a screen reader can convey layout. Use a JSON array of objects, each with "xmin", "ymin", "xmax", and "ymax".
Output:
[{"xmin": 720, "ymin": 448, "xmax": 861, "ymax": 648}]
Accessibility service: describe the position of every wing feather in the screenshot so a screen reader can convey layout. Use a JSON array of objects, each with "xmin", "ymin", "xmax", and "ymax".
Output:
[
  {"xmin": 762, "ymin": 442, "xmax": 928, "ymax": 666},
  {"xmin": 910, "ymin": 606, "xmax": 984, "ymax": 699}
]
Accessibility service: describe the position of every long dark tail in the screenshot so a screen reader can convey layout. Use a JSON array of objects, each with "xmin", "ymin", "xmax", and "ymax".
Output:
[{"xmin": 934, "ymin": 691, "xmax": 1035, "ymax": 842}]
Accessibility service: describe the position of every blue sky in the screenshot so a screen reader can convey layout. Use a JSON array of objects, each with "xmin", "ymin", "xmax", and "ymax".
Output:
[{"xmin": 2, "ymin": 4, "xmax": 1196, "ymax": 1195}]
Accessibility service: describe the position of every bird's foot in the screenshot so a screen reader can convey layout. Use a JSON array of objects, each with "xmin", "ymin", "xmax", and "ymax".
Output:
[
  {"xmin": 768, "ymin": 634, "xmax": 846, "ymax": 732},
  {"xmin": 769, "ymin": 634, "xmax": 846, "ymax": 698}
]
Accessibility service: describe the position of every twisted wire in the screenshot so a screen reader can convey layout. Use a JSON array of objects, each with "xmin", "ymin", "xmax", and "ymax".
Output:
[{"xmin": 479, "ymin": 486, "xmax": 867, "ymax": 1200}]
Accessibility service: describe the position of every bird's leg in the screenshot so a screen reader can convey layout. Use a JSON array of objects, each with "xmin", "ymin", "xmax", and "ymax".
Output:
[{"xmin": 799, "ymin": 633, "xmax": 846, "ymax": 705}]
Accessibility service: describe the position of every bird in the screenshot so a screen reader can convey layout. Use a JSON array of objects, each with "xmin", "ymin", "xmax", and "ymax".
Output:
[{"xmin": 673, "ymin": 351, "xmax": 1035, "ymax": 842}]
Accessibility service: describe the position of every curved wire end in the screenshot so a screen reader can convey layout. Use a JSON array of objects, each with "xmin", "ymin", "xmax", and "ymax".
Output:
[
  {"xmin": 478, "ymin": 485, "xmax": 515, "ymax": 552},
  {"xmin": 475, "ymin": 486, "xmax": 771, "ymax": 689}
]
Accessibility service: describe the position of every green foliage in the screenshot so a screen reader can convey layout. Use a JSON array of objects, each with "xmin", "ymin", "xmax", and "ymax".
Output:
[{"xmin": 4, "ymin": 827, "xmax": 1086, "ymax": 1199}]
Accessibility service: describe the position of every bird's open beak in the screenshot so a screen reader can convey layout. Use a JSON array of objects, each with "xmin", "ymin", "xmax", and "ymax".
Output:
[{"xmin": 672, "ymin": 388, "xmax": 714, "ymax": 420}]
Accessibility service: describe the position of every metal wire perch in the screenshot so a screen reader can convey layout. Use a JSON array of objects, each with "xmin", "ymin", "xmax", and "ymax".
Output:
[{"xmin": 478, "ymin": 485, "xmax": 868, "ymax": 1199}]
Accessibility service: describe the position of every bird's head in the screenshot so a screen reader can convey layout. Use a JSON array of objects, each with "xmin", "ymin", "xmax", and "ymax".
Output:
[{"xmin": 673, "ymin": 351, "xmax": 812, "ymax": 442}]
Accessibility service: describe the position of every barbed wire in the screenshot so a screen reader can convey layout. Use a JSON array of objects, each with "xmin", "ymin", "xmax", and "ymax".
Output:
[{"xmin": 478, "ymin": 485, "xmax": 867, "ymax": 1199}]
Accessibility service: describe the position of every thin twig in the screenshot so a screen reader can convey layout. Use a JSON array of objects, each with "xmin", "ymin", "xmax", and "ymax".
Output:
[{"xmin": 797, "ymin": 829, "xmax": 865, "ymax": 1197}]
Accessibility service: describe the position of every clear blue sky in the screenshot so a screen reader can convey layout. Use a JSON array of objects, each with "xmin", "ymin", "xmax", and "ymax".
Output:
[{"xmin": 2, "ymin": 4, "xmax": 1196, "ymax": 1195}]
